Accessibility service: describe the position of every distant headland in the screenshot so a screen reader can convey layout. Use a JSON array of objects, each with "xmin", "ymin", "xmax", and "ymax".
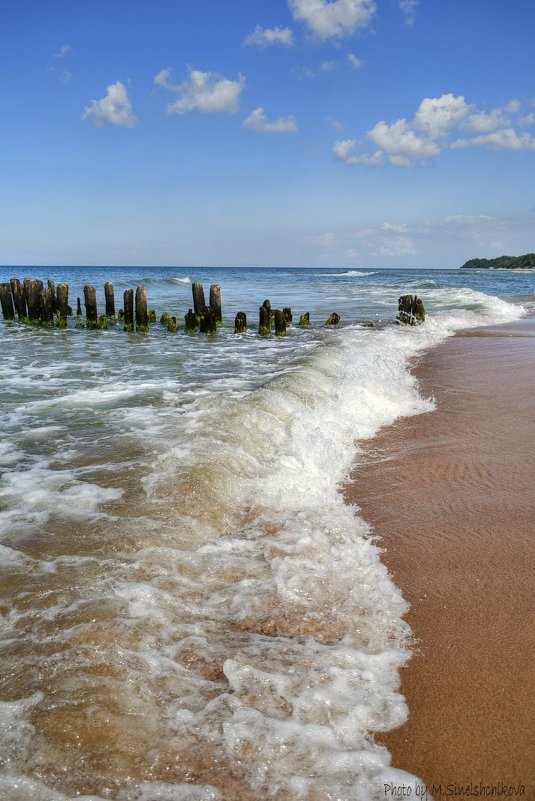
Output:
[{"xmin": 460, "ymin": 253, "xmax": 535, "ymax": 269}]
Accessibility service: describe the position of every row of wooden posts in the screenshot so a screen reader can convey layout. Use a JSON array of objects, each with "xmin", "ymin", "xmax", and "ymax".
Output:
[{"xmin": 0, "ymin": 277, "xmax": 425, "ymax": 334}]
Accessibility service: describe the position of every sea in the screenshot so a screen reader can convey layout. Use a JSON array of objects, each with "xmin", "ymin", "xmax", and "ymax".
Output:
[{"xmin": 0, "ymin": 265, "xmax": 533, "ymax": 801}]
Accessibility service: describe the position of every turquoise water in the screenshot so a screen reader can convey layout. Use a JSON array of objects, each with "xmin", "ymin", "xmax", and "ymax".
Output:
[{"xmin": 0, "ymin": 266, "xmax": 532, "ymax": 801}]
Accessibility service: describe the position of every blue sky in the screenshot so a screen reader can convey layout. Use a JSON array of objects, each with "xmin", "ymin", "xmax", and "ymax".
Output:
[{"xmin": 1, "ymin": 0, "xmax": 534, "ymax": 268}]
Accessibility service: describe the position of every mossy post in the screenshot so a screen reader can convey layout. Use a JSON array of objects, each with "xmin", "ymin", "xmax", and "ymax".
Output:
[
  {"xmin": 135, "ymin": 285, "xmax": 149, "ymax": 332},
  {"xmin": 39, "ymin": 286, "xmax": 55, "ymax": 326},
  {"xmin": 148, "ymin": 309, "xmax": 156, "ymax": 323},
  {"xmin": 192, "ymin": 282, "xmax": 206, "ymax": 321},
  {"xmin": 283, "ymin": 307, "xmax": 292, "ymax": 325},
  {"xmin": 325, "ymin": 312, "xmax": 340, "ymax": 326},
  {"xmin": 0, "ymin": 283, "xmax": 15, "ymax": 321},
  {"xmin": 123, "ymin": 289, "xmax": 134, "ymax": 332},
  {"xmin": 167, "ymin": 316, "xmax": 178, "ymax": 333},
  {"xmin": 209, "ymin": 284, "xmax": 222, "ymax": 324},
  {"xmin": 258, "ymin": 304, "xmax": 271, "ymax": 336},
  {"xmin": 56, "ymin": 284, "xmax": 69, "ymax": 318},
  {"xmin": 24, "ymin": 278, "xmax": 43, "ymax": 323},
  {"xmin": 199, "ymin": 305, "xmax": 216, "ymax": 334},
  {"xmin": 234, "ymin": 312, "xmax": 247, "ymax": 333},
  {"xmin": 184, "ymin": 309, "xmax": 197, "ymax": 333},
  {"xmin": 299, "ymin": 312, "xmax": 310, "ymax": 327},
  {"xmin": 104, "ymin": 281, "xmax": 115, "ymax": 318},
  {"xmin": 84, "ymin": 285, "xmax": 98, "ymax": 329},
  {"xmin": 397, "ymin": 294, "xmax": 425, "ymax": 325},
  {"xmin": 10, "ymin": 279, "xmax": 27, "ymax": 320},
  {"xmin": 274, "ymin": 309, "xmax": 287, "ymax": 337}
]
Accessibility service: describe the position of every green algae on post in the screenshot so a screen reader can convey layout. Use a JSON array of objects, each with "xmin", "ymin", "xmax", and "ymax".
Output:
[
  {"xmin": 325, "ymin": 312, "xmax": 340, "ymax": 326},
  {"xmin": 274, "ymin": 309, "xmax": 287, "ymax": 336},
  {"xmin": 299, "ymin": 312, "xmax": 310, "ymax": 327},
  {"xmin": 258, "ymin": 303, "xmax": 271, "ymax": 336},
  {"xmin": 184, "ymin": 309, "xmax": 197, "ymax": 333},
  {"xmin": 234, "ymin": 311, "xmax": 247, "ymax": 333}
]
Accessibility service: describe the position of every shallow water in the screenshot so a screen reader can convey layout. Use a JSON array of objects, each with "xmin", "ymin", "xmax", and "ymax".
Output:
[{"xmin": 0, "ymin": 266, "xmax": 530, "ymax": 800}]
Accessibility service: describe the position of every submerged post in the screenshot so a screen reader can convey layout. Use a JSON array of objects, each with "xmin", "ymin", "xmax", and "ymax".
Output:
[
  {"xmin": 234, "ymin": 312, "xmax": 247, "ymax": 333},
  {"xmin": 209, "ymin": 284, "xmax": 222, "ymax": 324},
  {"xmin": 10, "ymin": 279, "xmax": 27, "ymax": 320},
  {"xmin": 258, "ymin": 304, "xmax": 271, "ymax": 336},
  {"xmin": 123, "ymin": 289, "xmax": 134, "ymax": 331},
  {"xmin": 199, "ymin": 305, "xmax": 216, "ymax": 334},
  {"xmin": 299, "ymin": 312, "xmax": 310, "ymax": 327},
  {"xmin": 84, "ymin": 285, "xmax": 98, "ymax": 329},
  {"xmin": 184, "ymin": 309, "xmax": 197, "ymax": 333},
  {"xmin": 104, "ymin": 281, "xmax": 115, "ymax": 317},
  {"xmin": 397, "ymin": 295, "xmax": 425, "ymax": 325},
  {"xmin": 283, "ymin": 307, "xmax": 292, "ymax": 325},
  {"xmin": 24, "ymin": 278, "xmax": 43, "ymax": 323},
  {"xmin": 325, "ymin": 313, "xmax": 340, "ymax": 326},
  {"xmin": 192, "ymin": 282, "xmax": 206, "ymax": 320},
  {"xmin": 274, "ymin": 309, "xmax": 286, "ymax": 337},
  {"xmin": 0, "ymin": 283, "xmax": 15, "ymax": 321},
  {"xmin": 135, "ymin": 285, "xmax": 149, "ymax": 332}
]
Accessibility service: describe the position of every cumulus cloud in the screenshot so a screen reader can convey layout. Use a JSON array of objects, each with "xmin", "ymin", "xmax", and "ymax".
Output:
[
  {"xmin": 347, "ymin": 53, "xmax": 363, "ymax": 69},
  {"xmin": 156, "ymin": 67, "xmax": 245, "ymax": 115},
  {"xmin": 82, "ymin": 81, "xmax": 137, "ymax": 128},
  {"xmin": 334, "ymin": 93, "xmax": 535, "ymax": 167},
  {"xmin": 399, "ymin": 0, "xmax": 418, "ymax": 27},
  {"xmin": 243, "ymin": 107, "xmax": 298, "ymax": 133},
  {"xmin": 288, "ymin": 0, "xmax": 376, "ymax": 40},
  {"xmin": 54, "ymin": 44, "xmax": 74, "ymax": 58},
  {"xmin": 244, "ymin": 25, "xmax": 294, "ymax": 47}
]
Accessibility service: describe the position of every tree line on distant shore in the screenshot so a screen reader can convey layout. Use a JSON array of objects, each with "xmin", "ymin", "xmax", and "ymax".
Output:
[{"xmin": 460, "ymin": 253, "xmax": 535, "ymax": 269}]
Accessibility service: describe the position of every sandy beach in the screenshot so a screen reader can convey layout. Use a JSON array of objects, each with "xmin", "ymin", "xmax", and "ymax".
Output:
[{"xmin": 347, "ymin": 318, "xmax": 535, "ymax": 796}]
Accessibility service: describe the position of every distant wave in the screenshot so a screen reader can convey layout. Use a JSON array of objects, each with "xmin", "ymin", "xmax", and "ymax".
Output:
[
  {"xmin": 322, "ymin": 270, "xmax": 376, "ymax": 277},
  {"xmin": 169, "ymin": 275, "xmax": 191, "ymax": 284}
]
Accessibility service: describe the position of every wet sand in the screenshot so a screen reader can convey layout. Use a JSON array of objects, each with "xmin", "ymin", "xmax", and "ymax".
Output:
[{"xmin": 346, "ymin": 318, "xmax": 535, "ymax": 794}]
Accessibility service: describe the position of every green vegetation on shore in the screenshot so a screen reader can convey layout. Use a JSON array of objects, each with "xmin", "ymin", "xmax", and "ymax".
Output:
[{"xmin": 460, "ymin": 253, "xmax": 535, "ymax": 269}]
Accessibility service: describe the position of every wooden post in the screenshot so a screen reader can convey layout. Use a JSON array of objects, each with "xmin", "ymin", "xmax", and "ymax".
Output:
[
  {"xmin": 192, "ymin": 282, "xmax": 206, "ymax": 320},
  {"xmin": 397, "ymin": 294, "xmax": 425, "ymax": 325},
  {"xmin": 299, "ymin": 312, "xmax": 310, "ymax": 327},
  {"xmin": 274, "ymin": 309, "xmax": 286, "ymax": 336},
  {"xmin": 104, "ymin": 281, "xmax": 115, "ymax": 317},
  {"xmin": 10, "ymin": 279, "xmax": 27, "ymax": 320},
  {"xmin": 39, "ymin": 287, "xmax": 54, "ymax": 326},
  {"xmin": 325, "ymin": 313, "xmax": 340, "ymax": 326},
  {"xmin": 199, "ymin": 305, "xmax": 216, "ymax": 334},
  {"xmin": 258, "ymin": 304, "xmax": 271, "ymax": 336},
  {"xmin": 0, "ymin": 283, "xmax": 15, "ymax": 321},
  {"xmin": 283, "ymin": 307, "xmax": 292, "ymax": 324},
  {"xmin": 76, "ymin": 297, "xmax": 82, "ymax": 316},
  {"xmin": 148, "ymin": 309, "xmax": 156, "ymax": 322},
  {"xmin": 123, "ymin": 289, "xmax": 134, "ymax": 331},
  {"xmin": 84, "ymin": 285, "xmax": 98, "ymax": 329},
  {"xmin": 135, "ymin": 285, "xmax": 149, "ymax": 332},
  {"xmin": 184, "ymin": 309, "xmax": 197, "ymax": 332},
  {"xmin": 209, "ymin": 284, "xmax": 222, "ymax": 323},
  {"xmin": 234, "ymin": 312, "xmax": 247, "ymax": 333},
  {"xmin": 56, "ymin": 284, "xmax": 69, "ymax": 317},
  {"xmin": 167, "ymin": 316, "xmax": 178, "ymax": 333},
  {"xmin": 47, "ymin": 280, "xmax": 56, "ymax": 312},
  {"xmin": 24, "ymin": 278, "xmax": 43, "ymax": 323}
]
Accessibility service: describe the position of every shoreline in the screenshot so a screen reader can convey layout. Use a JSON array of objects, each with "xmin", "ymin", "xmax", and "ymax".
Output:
[{"xmin": 346, "ymin": 317, "xmax": 535, "ymax": 793}]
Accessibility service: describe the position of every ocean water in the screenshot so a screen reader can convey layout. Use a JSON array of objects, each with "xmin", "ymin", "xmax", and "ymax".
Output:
[{"xmin": 0, "ymin": 265, "xmax": 532, "ymax": 801}]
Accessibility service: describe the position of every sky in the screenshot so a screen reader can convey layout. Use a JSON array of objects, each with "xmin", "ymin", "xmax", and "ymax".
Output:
[{"xmin": 1, "ymin": 0, "xmax": 535, "ymax": 269}]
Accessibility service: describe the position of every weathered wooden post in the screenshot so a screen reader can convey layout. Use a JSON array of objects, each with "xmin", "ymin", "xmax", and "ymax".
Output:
[
  {"xmin": 184, "ymin": 309, "xmax": 197, "ymax": 333},
  {"xmin": 56, "ymin": 284, "xmax": 69, "ymax": 317},
  {"xmin": 274, "ymin": 309, "xmax": 286, "ymax": 337},
  {"xmin": 325, "ymin": 313, "xmax": 340, "ymax": 326},
  {"xmin": 199, "ymin": 306, "xmax": 216, "ymax": 334},
  {"xmin": 84, "ymin": 285, "xmax": 98, "ymax": 329},
  {"xmin": 167, "ymin": 316, "xmax": 178, "ymax": 333},
  {"xmin": 283, "ymin": 307, "xmax": 292, "ymax": 324},
  {"xmin": 47, "ymin": 280, "xmax": 56, "ymax": 312},
  {"xmin": 209, "ymin": 284, "xmax": 222, "ymax": 324},
  {"xmin": 39, "ymin": 286, "xmax": 55, "ymax": 326},
  {"xmin": 135, "ymin": 285, "xmax": 149, "ymax": 332},
  {"xmin": 24, "ymin": 278, "xmax": 43, "ymax": 323},
  {"xmin": 160, "ymin": 312, "xmax": 170, "ymax": 325},
  {"xmin": 104, "ymin": 281, "xmax": 115, "ymax": 317},
  {"xmin": 192, "ymin": 282, "xmax": 206, "ymax": 320},
  {"xmin": 397, "ymin": 295, "xmax": 425, "ymax": 325},
  {"xmin": 148, "ymin": 309, "xmax": 156, "ymax": 323},
  {"xmin": 10, "ymin": 279, "xmax": 27, "ymax": 320},
  {"xmin": 76, "ymin": 297, "xmax": 82, "ymax": 316},
  {"xmin": 0, "ymin": 283, "xmax": 15, "ymax": 321},
  {"xmin": 234, "ymin": 312, "xmax": 247, "ymax": 333},
  {"xmin": 299, "ymin": 312, "xmax": 310, "ymax": 327},
  {"xmin": 258, "ymin": 304, "xmax": 271, "ymax": 336},
  {"xmin": 123, "ymin": 289, "xmax": 134, "ymax": 332}
]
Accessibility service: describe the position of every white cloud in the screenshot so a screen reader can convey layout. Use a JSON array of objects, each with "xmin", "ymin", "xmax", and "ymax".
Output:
[
  {"xmin": 374, "ymin": 236, "xmax": 416, "ymax": 257},
  {"xmin": 243, "ymin": 107, "xmax": 298, "ymax": 133},
  {"xmin": 333, "ymin": 139, "xmax": 383, "ymax": 165},
  {"xmin": 368, "ymin": 119, "xmax": 440, "ymax": 164},
  {"xmin": 244, "ymin": 25, "xmax": 294, "ymax": 47},
  {"xmin": 347, "ymin": 53, "xmax": 363, "ymax": 69},
  {"xmin": 321, "ymin": 60, "xmax": 337, "ymax": 72},
  {"xmin": 399, "ymin": 0, "xmax": 418, "ymax": 27},
  {"xmin": 82, "ymin": 81, "xmax": 137, "ymax": 128},
  {"xmin": 159, "ymin": 68, "xmax": 245, "ymax": 115},
  {"xmin": 288, "ymin": 0, "xmax": 376, "ymax": 40},
  {"xmin": 452, "ymin": 128, "xmax": 535, "ymax": 151},
  {"xmin": 59, "ymin": 70, "xmax": 72, "ymax": 85},
  {"xmin": 54, "ymin": 44, "xmax": 74, "ymax": 59},
  {"xmin": 326, "ymin": 115, "xmax": 344, "ymax": 130},
  {"xmin": 414, "ymin": 93, "xmax": 472, "ymax": 137}
]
